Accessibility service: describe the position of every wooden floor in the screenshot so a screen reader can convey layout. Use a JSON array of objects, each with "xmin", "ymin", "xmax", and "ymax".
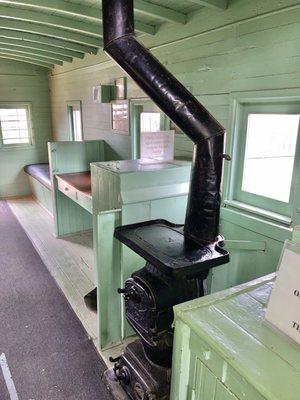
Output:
[
  {"xmin": 0, "ymin": 200, "xmax": 114, "ymax": 400},
  {"xmin": 8, "ymin": 196, "xmax": 98, "ymax": 339},
  {"xmin": 8, "ymin": 196, "xmax": 135, "ymax": 366},
  {"xmin": 7, "ymin": 196, "xmax": 136, "ymax": 368}
]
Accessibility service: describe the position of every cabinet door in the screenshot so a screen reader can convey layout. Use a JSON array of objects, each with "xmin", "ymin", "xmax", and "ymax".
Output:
[
  {"xmin": 189, "ymin": 358, "xmax": 217, "ymax": 399},
  {"xmin": 189, "ymin": 358, "xmax": 239, "ymax": 400},
  {"xmin": 215, "ymin": 381, "xmax": 238, "ymax": 400}
]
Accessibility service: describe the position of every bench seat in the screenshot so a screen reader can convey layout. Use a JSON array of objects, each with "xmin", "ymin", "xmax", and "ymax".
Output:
[{"xmin": 24, "ymin": 163, "xmax": 52, "ymax": 190}]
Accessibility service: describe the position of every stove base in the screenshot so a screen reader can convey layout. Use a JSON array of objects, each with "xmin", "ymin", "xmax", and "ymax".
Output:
[
  {"xmin": 106, "ymin": 340, "xmax": 171, "ymax": 400},
  {"xmin": 103, "ymin": 368, "xmax": 129, "ymax": 400}
]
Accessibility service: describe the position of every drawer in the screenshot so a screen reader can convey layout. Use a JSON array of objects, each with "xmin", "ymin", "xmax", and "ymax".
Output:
[
  {"xmin": 76, "ymin": 190, "xmax": 92, "ymax": 213},
  {"xmin": 57, "ymin": 177, "xmax": 92, "ymax": 213},
  {"xmin": 57, "ymin": 177, "xmax": 77, "ymax": 202}
]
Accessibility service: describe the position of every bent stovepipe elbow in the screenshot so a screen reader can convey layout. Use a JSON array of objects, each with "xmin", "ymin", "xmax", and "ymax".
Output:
[{"xmin": 102, "ymin": 0, "xmax": 225, "ymax": 244}]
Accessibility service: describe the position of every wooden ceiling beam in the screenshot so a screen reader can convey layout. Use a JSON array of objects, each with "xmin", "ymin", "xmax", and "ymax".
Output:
[
  {"xmin": 0, "ymin": 28, "xmax": 95, "ymax": 54},
  {"xmin": 0, "ymin": 52, "xmax": 54, "ymax": 68},
  {"xmin": 0, "ymin": 47, "xmax": 63, "ymax": 64},
  {"xmin": 0, "ymin": 19, "xmax": 102, "ymax": 48},
  {"xmin": 0, "ymin": 0, "xmax": 156, "ymax": 35},
  {"xmin": 0, "ymin": 42, "xmax": 72, "ymax": 62},
  {"xmin": 189, "ymin": 0, "xmax": 228, "ymax": 10},
  {"xmin": 134, "ymin": 0, "xmax": 186, "ymax": 24},
  {"xmin": 0, "ymin": 5, "xmax": 102, "ymax": 37},
  {"xmin": 0, "ymin": 34, "xmax": 84, "ymax": 58}
]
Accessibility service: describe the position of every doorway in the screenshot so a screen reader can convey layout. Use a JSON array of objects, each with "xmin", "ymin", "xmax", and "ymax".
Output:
[{"xmin": 130, "ymin": 99, "xmax": 170, "ymax": 159}]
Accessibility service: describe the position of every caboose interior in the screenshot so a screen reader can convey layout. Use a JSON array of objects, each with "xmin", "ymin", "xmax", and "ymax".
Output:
[{"xmin": 0, "ymin": 1, "xmax": 299, "ymax": 399}]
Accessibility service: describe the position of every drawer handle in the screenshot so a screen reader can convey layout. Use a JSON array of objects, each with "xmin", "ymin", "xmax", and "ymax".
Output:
[{"xmin": 65, "ymin": 187, "xmax": 69, "ymax": 191}]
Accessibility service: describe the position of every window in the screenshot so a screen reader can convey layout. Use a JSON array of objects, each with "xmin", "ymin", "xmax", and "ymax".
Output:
[
  {"xmin": 141, "ymin": 112, "xmax": 161, "ymax": 132},
  {"xmin": 227, "ymin": 98, "xmax": 300, "ymax": 220},
  {"xmin": 130, "ymin": 99, "xmax": 172, "ymax": 159},
  {"xmin": 0, "ymin": 105, "xmax": 32, "ymax": 147},
  {"xmin": 67, "ymin": 101, "xmax": 83, "ymax": 141},
  {"xmin": 242, "ymin": 113, "xmax": 299, "ymax": 202},
  {"xmin": 111, "ymin": 100, "xmax": 129, "ymax": 134}
]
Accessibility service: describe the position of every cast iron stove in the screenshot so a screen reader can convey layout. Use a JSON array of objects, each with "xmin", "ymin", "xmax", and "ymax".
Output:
[
  {"xmin": 105, "ymin": 219, "xmax": 229, "ymax": 400},
  {"xmin": 101, "ymin": 2, "xmax": 230, "ymax": 398}
]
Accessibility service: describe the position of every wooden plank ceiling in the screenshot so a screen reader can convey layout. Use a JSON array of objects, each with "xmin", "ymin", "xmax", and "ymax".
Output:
[{"xmin": 0, "ymin": 0, "xmax": 229, "ymax": 69}]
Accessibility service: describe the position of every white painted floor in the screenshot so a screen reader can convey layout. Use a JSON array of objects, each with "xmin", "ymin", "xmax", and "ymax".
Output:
[{"xmin": 7, "ymin": 196, "xmax": 133, "ymax": 367}]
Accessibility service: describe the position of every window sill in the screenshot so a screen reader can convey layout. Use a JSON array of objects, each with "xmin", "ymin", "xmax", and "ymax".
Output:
[
  {"xmin": 0, "ymin": 144, "xmax": 34, "ymax": 151},
  {"xmin": 223, "ymin": 200, "xmax": 292, "ymax": 226}
]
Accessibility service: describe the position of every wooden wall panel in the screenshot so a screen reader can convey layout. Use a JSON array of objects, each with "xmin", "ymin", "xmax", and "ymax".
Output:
[
  {"xmin": 50, "ymin": 65, "xmax": 132, "ymax": 160},
  {"xmin": 0, "ymin": 59, "xmax": 52, "ymax": 197},
  {"xmin": 50, "ymin": 1, "xmax": 300, "ymax": 160}
]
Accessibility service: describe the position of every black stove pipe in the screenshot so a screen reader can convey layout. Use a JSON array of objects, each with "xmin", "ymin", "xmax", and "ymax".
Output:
[{"xmin": 102, "ymin": 0, "xmax": 225, "ymax": 244}]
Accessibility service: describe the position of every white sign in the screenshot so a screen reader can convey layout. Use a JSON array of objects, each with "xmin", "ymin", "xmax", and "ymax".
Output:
[
  {"xmin": 265, "ymin": 241, "xmax": 300, "ymax": 345},
  {"xmin": 140, "ymin": 130, "xmax": 175, "ymax": 164}
]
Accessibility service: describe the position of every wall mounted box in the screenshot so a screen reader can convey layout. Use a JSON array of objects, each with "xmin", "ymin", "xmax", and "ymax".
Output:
[
  {"xmin": 114, "ymin": 77, "xmax": 127, "ymax": 100},
  {"xmin": 93, "ymin": 85, "xmax": 115, "ymax": 103},
  {"xmin": 171, "ymin": 274, "xmax": 300, "ymax": 400}
]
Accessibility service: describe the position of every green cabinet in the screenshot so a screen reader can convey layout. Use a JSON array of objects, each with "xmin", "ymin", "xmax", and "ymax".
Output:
[
  {"xmin": 91, "ymin": 159, "xmax": 191, "ymax": 348},
  {"xmin": 171, "ymin": 274, "xmax": 300, "ymax": 400}
]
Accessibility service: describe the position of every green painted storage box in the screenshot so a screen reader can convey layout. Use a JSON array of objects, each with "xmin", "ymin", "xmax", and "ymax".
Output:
[
  {"xmin": 171, "ymin": 274, "xmax": 300, "ymax": 400},
  {"xmin": 91, "ymin": 159, "xmax": 191, "ymax": 349}
]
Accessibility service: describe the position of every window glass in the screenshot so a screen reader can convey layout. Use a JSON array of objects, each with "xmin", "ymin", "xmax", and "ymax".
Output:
[
  {"xmin": 0, "ymin": 107, "xmax": 31, "ymax": 145},
  {"xmin": 141, "ymin": 112, "xmax": 161, "ymax": 132},
  {"xmin": 72, "ymin": 109, "xmax": 83, "ymax": 141},
  {"xmin": 242, "ymin": 113, "xmax": 299, "ymax": 203},
  {"xmin": 67, "ymin": 101, "xmax": 83, "ymax": 141},
  {"xmin": 112, "ymin": 101, "xmax": 129, "ymax": 133}
]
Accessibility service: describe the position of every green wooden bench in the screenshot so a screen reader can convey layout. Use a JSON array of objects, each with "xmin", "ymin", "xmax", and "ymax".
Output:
[
  {"xmin": 48, "ymin": 140, "xmax": 108, "ymax": 237},
  {"xmin": 24, "ymin": 163, "xmax": 53, "ymax": 215}
]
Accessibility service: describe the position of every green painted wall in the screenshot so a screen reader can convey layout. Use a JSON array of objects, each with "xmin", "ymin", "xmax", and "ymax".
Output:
[
  {"xmin": 0, "ymin": 60, "xmax": 52, "ymax": 197},
  {"xmin": 49, "ymin": 0, "xmax": 300, "ymax": 289},
  {"xmin": 50, "ymin": 65, "xmax": 132, "ymax": 160}
]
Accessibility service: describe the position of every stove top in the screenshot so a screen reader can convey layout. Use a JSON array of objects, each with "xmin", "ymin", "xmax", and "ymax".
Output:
[{"xmin": 114, "ymin": 219, "xmax": 229, "ymax": 276}]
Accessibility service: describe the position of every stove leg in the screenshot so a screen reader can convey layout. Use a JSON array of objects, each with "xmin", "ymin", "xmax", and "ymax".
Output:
[
  {"xmin": 105, "ymin": 340, "xmax": 171, "ymax": 400},
  {"xmin": 103, "ymin": 368, "xmax": 130, "ymax": 400}
]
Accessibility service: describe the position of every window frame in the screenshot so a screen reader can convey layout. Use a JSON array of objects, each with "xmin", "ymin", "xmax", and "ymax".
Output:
[
  {"xmin": 140, "ymin": 111, "xmax": 161, "ymax": 133},
  {"xmin": 130, "ymin": 98, "xmax": 171, "ymax": 159},
  {"xmin": 111, "ymin": 99, "xmax": 131, "ymax": 135},
  {"xmin": 0, "ymin": 102, "xmax": 34, "ymax": 150},
  {"xmin": 67, "ymin": 100, "xmax": 83, "ymax": 142},
  {"xmin": 226, "ymin": 92, "xmax": 300, "ymax": 225}
]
